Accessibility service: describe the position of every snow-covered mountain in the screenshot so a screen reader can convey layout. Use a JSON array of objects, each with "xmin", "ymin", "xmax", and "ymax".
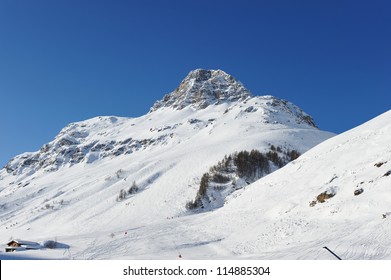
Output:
[{"xmin": 0, "ymin": 69, "xmax": 336, "ymax": 259}]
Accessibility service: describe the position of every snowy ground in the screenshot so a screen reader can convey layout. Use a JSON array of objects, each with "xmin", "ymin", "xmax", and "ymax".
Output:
[{"xmin": 4, "ymin": 99, "xmax": 390, "ymax": 260}]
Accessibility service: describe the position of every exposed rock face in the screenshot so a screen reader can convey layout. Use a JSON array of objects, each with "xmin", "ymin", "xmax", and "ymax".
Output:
[
  {"xmin": 2, "ymin": 69, "xmax": 319, "ymax": 178},
  {"xmin": 150, "ymin": 69, "xmax": 252, "ymax": 111},
  {"xmin": 4, "ymin": 117, "xmax": 174, "ymax": 176}
]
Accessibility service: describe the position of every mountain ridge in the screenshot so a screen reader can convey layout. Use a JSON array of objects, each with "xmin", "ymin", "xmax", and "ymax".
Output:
[
  {"xmin": 0, "ymin": 69, "xmax": 336, "ymax": 259},
  {"xmin": 3, "ymin": 70, "xmax": 319, "ymax": 176}
]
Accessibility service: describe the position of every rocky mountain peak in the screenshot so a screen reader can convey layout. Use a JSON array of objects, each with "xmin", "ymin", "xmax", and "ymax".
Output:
[{"xmin": 150, "ymin": 69, "xmax": 252, "ymax": 111}]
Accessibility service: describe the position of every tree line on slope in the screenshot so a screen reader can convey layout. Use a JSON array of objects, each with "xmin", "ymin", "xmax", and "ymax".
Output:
[
  {"xmin": 116, "ymin": 181, "xmax": 139, "ymax": 202},
  {"xmin": 186, "ymin": 145, "xmax": 300, "ymax": 210}
]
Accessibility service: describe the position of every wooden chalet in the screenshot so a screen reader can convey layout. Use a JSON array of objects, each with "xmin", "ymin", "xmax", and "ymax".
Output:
[{"xmin": 5, "ymin": 239, "xmax": 41, "ymax": 252}]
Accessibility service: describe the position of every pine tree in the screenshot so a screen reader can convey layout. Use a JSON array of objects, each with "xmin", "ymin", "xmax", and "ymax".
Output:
[{"xmin": 128, "ymin": 181, "xmax": 139, "ymax": 194}]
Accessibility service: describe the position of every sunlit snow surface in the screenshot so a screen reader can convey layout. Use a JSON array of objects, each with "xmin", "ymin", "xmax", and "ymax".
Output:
[{"xmin": 8, "ymin": 99, "xmax": 391, "ymax": 259}]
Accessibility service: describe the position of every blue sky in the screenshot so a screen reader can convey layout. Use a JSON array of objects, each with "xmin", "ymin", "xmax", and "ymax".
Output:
[{"xmin": 0, "ymin": 0, "xmax": 390, "ymax": 167}]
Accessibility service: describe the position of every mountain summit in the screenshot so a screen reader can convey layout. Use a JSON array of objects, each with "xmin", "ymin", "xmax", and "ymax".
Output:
[
  {"xmin": 4, "ymin": 69, "xmax": 320, "ymax": 177},
  {"xmin": 150, "ymin": 69, "xmax": 252, "ymax": 111},
  {"xmin": 0, "ymin": 69, "xmax": 336, "ymax": 260}
]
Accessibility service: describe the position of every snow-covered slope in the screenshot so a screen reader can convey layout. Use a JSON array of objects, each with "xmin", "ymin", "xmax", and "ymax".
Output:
[
  {"xmin": 0, "ymin": 69, "xmax": 335, "ymax": 259},
  {"xmin": 211, "ymin": 110, "xmax": 391, "ymax": 259}
]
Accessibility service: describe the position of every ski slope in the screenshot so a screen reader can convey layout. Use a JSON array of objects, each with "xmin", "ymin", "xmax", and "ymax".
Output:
[{"xmin": 5, "ymin": 69, "xmax": 378, "ymax": 260}]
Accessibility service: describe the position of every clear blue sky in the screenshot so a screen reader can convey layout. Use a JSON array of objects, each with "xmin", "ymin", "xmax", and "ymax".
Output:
[{"xmin": 0, "ymin": 0, "xmax": 390, "ymax": 167}]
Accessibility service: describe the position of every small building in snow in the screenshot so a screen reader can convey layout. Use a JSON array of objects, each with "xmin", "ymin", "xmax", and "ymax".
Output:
[{"xmin": 5, "ymin": 239, "xmax": 41, "ymax": 252}]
